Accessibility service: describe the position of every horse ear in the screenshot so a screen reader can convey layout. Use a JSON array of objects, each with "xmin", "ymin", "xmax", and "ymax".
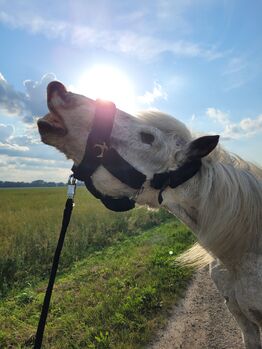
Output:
[{"xmin": 186, "ymin": 135, "xmax": 219, "ymax": 160}]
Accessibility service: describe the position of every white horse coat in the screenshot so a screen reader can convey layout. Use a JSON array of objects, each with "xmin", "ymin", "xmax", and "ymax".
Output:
[{"xmin": 38, "ymin": 81, "xmax": 262, "ymax": 349}]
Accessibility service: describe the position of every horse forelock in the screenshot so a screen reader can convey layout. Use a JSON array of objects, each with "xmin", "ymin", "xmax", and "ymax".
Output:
[{"xmin": 134, "ymin": 110, "xmax": 192, "ymax": 141}]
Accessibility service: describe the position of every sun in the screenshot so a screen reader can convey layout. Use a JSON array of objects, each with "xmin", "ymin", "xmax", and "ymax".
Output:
[{"xmin": 75, "ymin": 65, "xmax": 136, "ymax": 112}]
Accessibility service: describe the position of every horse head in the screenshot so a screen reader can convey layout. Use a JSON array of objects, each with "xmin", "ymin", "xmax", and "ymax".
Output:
[{"xmin": 38, "ymin": 81, "xmax": 219, "ymax": 209}]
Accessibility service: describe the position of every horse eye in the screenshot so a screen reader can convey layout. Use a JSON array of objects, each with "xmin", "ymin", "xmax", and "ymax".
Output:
[{"xmin": 140, "ymin": 132, "xmax": 155, "ymax": 145}]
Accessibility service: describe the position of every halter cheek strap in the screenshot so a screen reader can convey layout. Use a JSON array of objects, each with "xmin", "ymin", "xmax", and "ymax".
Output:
[
  {"xmin": 72, "ymin": 99, "xmax": 202, "ymax": 211},
  {"xmin": 72, "ymin": 100, "xmax": 146, "ymax": 212}
]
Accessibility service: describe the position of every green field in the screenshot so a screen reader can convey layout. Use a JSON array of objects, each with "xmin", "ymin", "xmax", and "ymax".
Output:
[{"xmin": 0, "ymin": 187, "xmax": 195, "ymax": 348}]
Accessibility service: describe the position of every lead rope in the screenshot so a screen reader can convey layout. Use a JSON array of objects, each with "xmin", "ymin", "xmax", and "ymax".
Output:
[{"xmin": 34, "ymin": 175, "xmax": 77, "ymax": 349}]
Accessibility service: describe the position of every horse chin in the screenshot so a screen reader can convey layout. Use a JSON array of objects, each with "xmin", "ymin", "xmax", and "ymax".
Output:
[{"xmin": 92, "ymin": 167, "xmax": 137, "ymax": 198}]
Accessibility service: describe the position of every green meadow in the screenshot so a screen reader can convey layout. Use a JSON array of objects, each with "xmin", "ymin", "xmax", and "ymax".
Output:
[{"xmin": 0, "ymin": 187, "xmax": 195, "ymax": 348}]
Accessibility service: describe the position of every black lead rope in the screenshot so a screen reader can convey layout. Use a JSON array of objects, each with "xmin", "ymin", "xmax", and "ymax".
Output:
[{"xmin": 34, "ymin": 176, "xmax": 76, "ymax": 349}]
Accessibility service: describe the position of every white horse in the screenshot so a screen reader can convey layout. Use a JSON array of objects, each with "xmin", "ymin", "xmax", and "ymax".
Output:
[{"xmin": 38, "ymin": 81, "xmax": 262, "ymax": 348}]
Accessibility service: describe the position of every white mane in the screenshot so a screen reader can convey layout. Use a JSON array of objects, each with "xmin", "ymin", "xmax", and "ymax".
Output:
[
  {"xmin": 199, "ymin": 150, "xmax": 262, "ymax": 263},
  {"xmin": 135, "ymin": 110, "xmax": 262, "ymax": 267}
]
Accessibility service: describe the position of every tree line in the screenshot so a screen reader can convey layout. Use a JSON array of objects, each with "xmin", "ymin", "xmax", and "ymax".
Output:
[{"xmin": 0, "ymin": 180, "xmax": 65, "ymax": 188}]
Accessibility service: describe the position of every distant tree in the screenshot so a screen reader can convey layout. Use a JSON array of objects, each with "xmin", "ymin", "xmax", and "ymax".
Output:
[{"xmin": 0, "ymin": 180, "xmax": 66, "ymax": 188}]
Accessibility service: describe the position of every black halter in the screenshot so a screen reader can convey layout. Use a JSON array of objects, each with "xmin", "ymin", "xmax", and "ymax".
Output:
[{"xmin": 72, "ymin": 100, "xmax": 202, "ymax": 211}]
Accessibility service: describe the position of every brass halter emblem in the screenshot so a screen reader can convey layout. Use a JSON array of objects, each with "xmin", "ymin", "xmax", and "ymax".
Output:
[{"xmin": 94, "ymin": 142, "xmax": 109, "ymax": 158}]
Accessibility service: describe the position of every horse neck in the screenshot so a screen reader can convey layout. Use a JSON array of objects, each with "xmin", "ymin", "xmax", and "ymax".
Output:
[{"xmin": 164, "ymin": 159, "xmax": 262, "ymax": 267}]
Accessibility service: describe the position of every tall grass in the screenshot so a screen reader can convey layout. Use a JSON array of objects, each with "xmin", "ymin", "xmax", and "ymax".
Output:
[
  {"xmin": 0, "ymin": 187, "xmax": 196, "ymax": 348},
  {"xmin": 0, "ymin": 221, "xmax": 195, "ymax": 348},
  {"xmin": 0, "ymin": 187, "xmax": 172, "ymax": 297}
]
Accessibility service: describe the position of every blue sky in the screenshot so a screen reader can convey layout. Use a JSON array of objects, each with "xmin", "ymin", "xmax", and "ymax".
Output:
[{"xmin": 0, "ymin": 0, "xmax": 261, "ymax": 182}]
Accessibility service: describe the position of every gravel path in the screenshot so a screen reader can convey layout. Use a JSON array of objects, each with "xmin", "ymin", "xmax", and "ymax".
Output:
[{"xmin": 147, "ymin": 268, "xmax": 245, "ymax": 349}]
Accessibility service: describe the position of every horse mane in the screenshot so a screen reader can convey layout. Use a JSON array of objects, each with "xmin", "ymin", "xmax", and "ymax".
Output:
[
  {"xmin": 210, "ymin": 146, "xmax": 262, "ymax": 180},
  {"xmin": 198, "ymin": 147, "xmax": 262, "ymax": 265},
  {"xmin": 135, "ymin": 110, "xmax": 262, "ymax": 268},
  {"xmin": 178, "ymin": 149, "xmax": 262, "ymax": 268}
]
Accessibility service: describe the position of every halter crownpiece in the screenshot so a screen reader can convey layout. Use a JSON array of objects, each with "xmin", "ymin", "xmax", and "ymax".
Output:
[{"xmin": 72, "ymin": 100, "xmax": 203, "ymax": 211}]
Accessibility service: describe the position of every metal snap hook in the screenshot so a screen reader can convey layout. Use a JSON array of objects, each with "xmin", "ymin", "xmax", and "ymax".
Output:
[{"xmin": 67, "ymin": 174, "xmax": 77, "ymax": 199}]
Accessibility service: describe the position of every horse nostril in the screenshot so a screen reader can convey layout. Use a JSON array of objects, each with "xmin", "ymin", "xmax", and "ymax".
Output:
[
  {"xmin": 38, "ymin": 120, "xmax": 53, "ymax": 134},
  {"xmin": 47, "ymin": 81, "xmax": 67, "ymax": 102},
  {"xmin": 37, "ymin": 119, "xmax": 67, "ymax": 136}
]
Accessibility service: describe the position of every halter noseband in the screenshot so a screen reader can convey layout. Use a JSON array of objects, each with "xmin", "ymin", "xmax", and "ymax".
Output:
[{"xmin": 72, "ymin": 100, "xmax": 202, "ymax": 211}]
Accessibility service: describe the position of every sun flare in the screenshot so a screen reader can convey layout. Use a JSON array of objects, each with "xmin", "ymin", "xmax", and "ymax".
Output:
[{"xmin": 75, "ymin": 65, "xmax": 136, "ymax": 112}]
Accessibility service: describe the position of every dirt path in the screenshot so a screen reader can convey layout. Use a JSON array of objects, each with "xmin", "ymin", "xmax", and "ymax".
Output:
[{"xmin": 147, "ymin": 268, "xmax": 245, "ymax": 349}]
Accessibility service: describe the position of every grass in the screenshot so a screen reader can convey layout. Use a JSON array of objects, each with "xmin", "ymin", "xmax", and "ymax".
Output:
[
  {"xmin": 0, "ymin": 187, "xmax": 171, "ymax": 298},
  {"xmin": 0, "ymin": 187, "xmax": 195, "ymax": 348}
]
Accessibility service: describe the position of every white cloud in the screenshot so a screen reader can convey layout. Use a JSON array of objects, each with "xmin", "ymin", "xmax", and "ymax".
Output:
[
  {"xmin": 222, "ymin": 56, "xmax": 258, "ymax": 91},
  {"xmin": 2, "ymin": 156, "xmax": 68, "ymax": 169},
  {"xmin": 0, "ymin": 123, "xmax": 31, "ymax": 154},
  {"xmin": 240, "ymin": 115, "xmax": 262, "ymax": 133},
  {"xmin": 0, "ymin": 11, "xmax": 223, "ymax": 61},
  {"xmin": 0, "ymin": 121, "xmax": 67, "ymax": 162},
  {"xmin": 0, "ymin": 123, "xmax": 14, "ymax": 142},
  {"xmin": 0, "ymin": 154, "xmax": 69, "ymax": 181},
  {"xmin": 0, "ymin": 142, "xmax": 29, "ymax": 152},
  {"xmin": 0, "ymin": 72, "xmax": 27, "ymax": 117},
  {"xmin": 0, "ymin": 11, "xmax": 70, "ymax": 38},
  {"xmin": 23, "ymin": 73, "xmax": 56, "ymax": 118},
  {"xmin": 0, "ymin": 72, "xmax": 55, "ymax": 122},
  {"xmin": 0, "ymin": 72, "xmax": 6, "ymax": 81},
  {"xmin": 223, "ymin": 57, "xmax": 247, "ymax": 76},
  {"xmin": 138, "ymin": 82, "xmax": 168, "ymax": 105},
  {"xmin": 191, "ymin": 113, "xmax": 196, "ymax": 121},
  {"xmin": 206, "ymin": 108, "xmax": 262, "ymax": 139},
  {"xmin": 224, "ymin": 80, "xmax": 246, "ymax": 92},
  {"xmin": 206, "ymin": 108, "xmax": 230, "ymax": 126},
  {"xmin": 0, "ymin": 138, "xmax": 65, "ymax": 160},
  {"xmin": 0, "ymin": 72, "xmax": 71, "ymax": 180}
]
